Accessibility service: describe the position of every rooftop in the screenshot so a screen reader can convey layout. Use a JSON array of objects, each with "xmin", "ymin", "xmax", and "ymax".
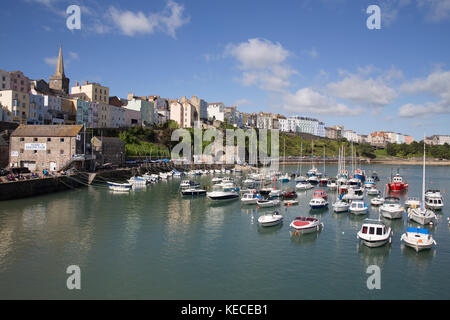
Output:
[{"xmin": 11, "ymin": 124, "xmax": 83, "ymax": 137}]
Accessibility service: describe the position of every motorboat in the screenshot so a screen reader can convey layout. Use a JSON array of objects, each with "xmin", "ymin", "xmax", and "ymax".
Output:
[
  {"xmin": 364, "ymin": 177, "xmax": 376, "ymax": 188},
  {"xmin": 319, "ymin": 177, "xmax": 328, "ymax": 186},
  {"xmin": 295, "ymin": 175, "xmax": 308, "ymax": 183},
  {"xmin": 309, "ymin": 198, "xmax": 328, "ymax": 209},
  {"xmin": 206, "ymin": 184, "xmax": 239, "ymax": 201},
  {"xmin": 211, "ymin": 176, "xmax": 223, "ymax": 184},
  {"xmin": 349, "ymin": 200, "xmax": 369, "ymax": 215},
  {"xmin": 296, "ymin": 181, "xmax": 314, "ymax": 190},
  {"xmin": 366, "ymin": 187, "xmax": 380, "ymax": 196},
  {"xmin": 333, "ymin": 199, "xmax": 350, "ymax": 213},
  {"xmin": 371, "ymin": 171, "xmax": 380, "ymax": 182},
  {"xmin": 127, "ymin": 176, "xmax": 149, "ymax": 186},
  {"xmin": 401, "ymin": 227, "xmax": 436, "ymax": 252},
  {"xmin": 284, "ymin": 200, "xmax": 299, "ymax": 206},
  {"xmin": 327, "ymin": 179, "xmax": 338, "ymax": 190},
  {"xmin": 371, "ymin": 196, "xmax": 385, "ymax": 206},
  {"xmin": 307, "ymin": 175, "xmax": 320, "ymax": 185},
  {"xmin": 380, "ymin": 197, "xmax": 404, "ymax": 219},
  {"xmin": 258, "ymin": 211, "xmax": 283, "ymax": 227},
  {"xmin": 259, "ymin": 187, "xmax": 273, "ymax": 196},
  {"xmin": 181, "ymin": 187, "xmax": 207, "ymax": 196},
  {"xmin": 425, "ymin": 190, "xmax": 444, "ymax": 210},
  {"xmin": 180, "ymin": 180, "xmax": 200, "ymax": 189},
  {"xmin": 222, "ymin": 177, "xmax": 234, "ymax": 184},
  {"xmin": 243, "ymin": 178, "xmax": 256, "ymax": 186},
  {"xmin": 278, "ymin": 173, "xmax": 291, "ymax": 182},
  {"xmin": 313, "ymin": 189, "xmax": 327, "ymax": 200},
  {"xmin": 387, "ymin": 173, "xmax": 408, "ymax": 192},
  {"xmin": 107, "ymin": 181, "xmax": 132, "ymax": 192},
  {"xmin": 405, "ymin": 197, "xmax": 421, "ymax": 208},
  {"xmin": 281, "ymin": 191, "xmax": 297, "ymax": 199},
  {"xmin": 342, "ymin": 187, "xmax": 364, "ymax": 201},
  {"xmin": 240, "ymin": 192, "xmax": 261, "ymax": 205},
  {"xmin": 269, "ymin": 189, "xmax": 282, "ymax": 197},
  {"xmin": 353, "ymin": 169, "xmax": 366, "ymax": 183},
  {"xmin": 290, "ymin": 216, "xmax": 323, "ymax": 234},
  {"xmin": 257, "ymin": 198, "xmax": 281, "ymax": 208},
  {"xmin": 357, "ymin": 219, "xmax": 392, "ymax": 248}
]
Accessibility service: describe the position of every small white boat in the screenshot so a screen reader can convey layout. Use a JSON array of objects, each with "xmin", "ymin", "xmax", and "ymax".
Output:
[
  {"xmin": 349, "ymin": 200, "xmax": 368, "ymax": 215},
  {"xmin": 407, "ymin": 207, "xmax": 436, "ymax": 225},
  {"xmin": 290, "ymin": 216, "xmax": 323, "ymax": 234},
  {"xmin": 295, "ymin": 175, "xmax": 308, "ymax": 183},
  {"xmin": 327, "ymin": 179, "xmax": 338, "ymax": 190},
  {"xmin": 296, "ymin": 181, "xmax": 314, "ymax": 190},
  {"xmin": 258, "ymin": 211, "xmax": 283, "ymax": 227},
  {"xmin": 181, "ymin": 188, "xmax": 207, "ymax": 196},
  {"xmin": 127, "ymin": 176, "xmax": 148, "ymax": 186},
  {"xmin": 405, "ymin": 197, "xmax": 421, "ymax": 208},
  {"xmin": 380, "ymin": 197, "xmax": 404, "ymax": 219},
  {"xmin": 364, "ymin": 177, "xmax": 376, "ymax": 188},
  {"xmin": 284, "ymin": 200, "xmax": 299, "ymax": 206},
  {"xmin": 257, "ymin": 198, "xmax": 281, "ymax": 208},
  {"xmin": 241, "ymin": 192, "xmax": 261, "ymax": 205},
  {"xmin": 371, "ymin": 196, "xmax": 385, "ymax": 206},
  {"xmin": 212, "ymin": 177, "xmax": 223, "ymax": 184},
  {"xmin": 366, "ymin": 187, "xmax": 381, "ymax": 196},
  {"xmin": 342, "ymin": 187, "xmax": 364, "ymax": 201},
  {"xmin": 180, "ymin": 180, "xmax": 200, "ymax": 189},
  {"xmin": 401, "ymin": 227, "xmax": 436, "ymax": 252},
  {"xmin": 309, "ymin": 198, "xmax": 328, "ymax": 209},
  {"xmin": 333, "ymin": 200, "xmax": 350, "ymax": 213},
  {"xmin": 269, "ymin": 189, "xmax": 282, "ymax": 197},
  {"xmin": 357, "ymin": 219, "xmax": 392, "ymax": 248},
  {"xmin": 243, "ymin": 178, "xmax": 256, "ymax": 186},
  {"xmin": 107, "ymin": 181, "xmax": 132, "ymax": 192},
  {"xmin": 307, "ymin": 175, "xmax": 320, "ymax": 185},
  {"xmin": 207, "ymin": 184, "xmax": 239, "ymax": 201},
  {"xmin": 278, "ymin": 173, "xmax": 291, "ymax": 182},
  {"xmin": 425, "ymin": 190, "xmax": 444, "ymax": 210}
]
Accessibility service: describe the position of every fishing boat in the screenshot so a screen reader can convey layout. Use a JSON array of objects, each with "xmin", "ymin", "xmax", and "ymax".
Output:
[
  {"xmin": 309, "ymin": 197, "xmax": 328, "ymax": 209},
  {"xmin": 257, "ymin": 198, "xmax": 281, "ymax": 208},
  {"xmin": 407, "ymin": 141, "xmax": 437, "ymax": 225},
  {"xmin": 387, "ymin": 173, "xmax": 408, "ymax": 192},
  {"xmin": 313, "ymin": 189, "xmax": 328, "ymax": 200},
  {"xmin": 425, "ymin": 190, "xmax": 444, "ymax": 210},
  {"xmin": 290, "ymin": 216, "xmax": 323, "ymax": 234},
  {"xmin": 180, "ymin": 180, "xmax": 200, "ymax": 189},
  {"xmin": 405, "ymin": 197, "xmax": 421, "ymax": 208},
  {"xmin": 281, "ymin": 191, "xmax": 297, "ymax": 199},
  {"xmin": 107, "ymin": 181, "xmax": 132, "ymax": 192},
  {"xmin": 364, "ymin": 177, "xmax": 376, "ymax": 188},
  {"xmin": 295, "ymin": 181, "xmax": 314, "ymax": 190},
  {"xmin": 349, "ymin": 200, "xmax": 369, "ymax": 215},
  {"xmin": 357, "ymin": 219, "xmax": 392, "ymax": 248},
  {"xmin": 400, "ymin": 227, "xmax": 436, "ymax": 252},
  {"xmin": 181, "ymin": 187, "xmax": 207, "ymax": 196},
  {"xmin": 127, "ymin": 176, "xmax": 149, "ymax": 186},
  {"xmin": 258, "ymin": 211, "xmax": 283, "ymax": 227},
  {"xmin": 207, "ymin": 184, "xmax": 239, "ymax": 201},
  {"xmin": 240, "ymin": 192, "xmax": 261, "ymax": 205},
  {"xmin": 380, "ymin": 197, "xmax": 404, "ymax": 219},
  {"xmin": 353, "ymin": 169, "xmax": 366, "ymax": 183},
  {"xmin": 371, "ymin": 195, "xmax": 385, "ymax": 206}
]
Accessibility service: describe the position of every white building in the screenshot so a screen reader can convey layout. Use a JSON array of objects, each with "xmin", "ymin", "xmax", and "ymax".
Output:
[
  {"xmin": 278, "ymin": 115, "xmax": 325, "ymax": 137},
  {"xmin": 207, "ymin": 102, "xmax": 225, "ymax": 122},
  {"xmin": 28, "ymin": 94, "xmax": 45, "ymax": 125},
  {"xmin": 343, "ymin": 130, "xmax": 358, "ymax": 143}
]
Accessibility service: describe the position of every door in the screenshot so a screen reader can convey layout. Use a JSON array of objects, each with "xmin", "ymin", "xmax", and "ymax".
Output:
[{"xmin": 50, "ymin": 162, "xmax": 57, "ymax": 171}]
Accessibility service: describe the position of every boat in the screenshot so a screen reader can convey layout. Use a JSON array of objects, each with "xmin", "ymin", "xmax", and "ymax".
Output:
[
  {"xmin": 278, "ymin": 173, "xmax": 291, "ymax": 182},
  {"xmin": 243, "ymin": 178, "xmax": 256, "ymax": 186},
  {"xmin": 407, "ymin": 141, "xmax": 437, "ymax": 225},
  {"xmin": 405, "ymin": 197, "xmax": 421, "ymax": 208},
  {"xmin": 296, "ymin": 181, "xmax": 314, "ymax": 190},
  {"xmin": 281, "ymin": 191, "xmax": 297, "ymax": 199},
  {"xmin": 294, "ymin": 142, "xmax": 308, "ymax": 183},
  {"xmin": 107, "ymin": 181, "xmax": 132, "ymax": 192},
  {"xmin": 309, "ymin": 197, "xmax": 328, "ymax": 209},
  {"xmin": 211, "ymin": 177, "xmax": 223, "ymax": 184},
  {"xmin": 387, "ymin": 173, "xmax": 408, "ymax": 192},
  {"xmin": 206, "ymin": 184, "xmax": 239, "ymax": 201},
  {"xmin": 400, "ymin": 227, "xmax": 436, "ymax": 252},
  {"xmin": 353, "ymin": 169, "xmax": 366, "ymax": 183},
  {"xmin": 349, "ymin": 200, "xmax": 369, "ymax": 215},
  {"xmin": 307, "ymin": 175, "xmax": 320, "ymax": 185},
  {"xmin": 313, "ymin": 189, "xmax": 327, "ymax": 200},
  {"xmin": 295, "ymin": 175, "xmax": 308, "ymax": 183},
  {"xmin": 371, "ymin": 196, "xmax": 385, "ymax": 206},
  {"xmin": 380, "ymin": 197, "xmax": 404, "ymax": 219},
  {"xmin": 259, "ymin": 187, "xmax": 273, "ymax": 196},
  {"xmin": 327, "ymin": 179, "xmax": 338, "ymax": 190},
  {"xmin": 333, "ymin": 199, "xmax": 350, "ymax": 213},
  {"xmin": 181, "ymin": 188, "xmax": 207, "ymax": 196},
  {"xmin": 366, "ymin": 187, "xmax": 381, "ymax": 196},
  {"xmin": 127, "ymin": 176, "xmax": 149, "ymax": 186},
  {"xmin": 357, "ymin": 219, "xmax": 392, "ymax": 248},
  {"xmin": 257, "ymin": 198, "xmax": 281, "ymax": 208},
  {"xmin": 371, "ymin": 171, "xmax": 380, "ymax": 182},
  {"xmin": 342, "ymin": 187, "xmax": 364, "ymax": 201},
  {"xmin": 258, "ymin": 211, "xmax": 283, "ymax": 227},
  {"xmin": 284, "ymin": 200, "xmax": 299, "ymax": 206},
  {"xmin": 425, "ymin": 190, "xmax": 444, "ymax": 210},
  {"xmin": 180, "ymin": 180, "xmax": 200, "ymax": 189},
  {"xmin": 240, "ymin": 192, "xmax": 261, "ymax": 205},
  {"xmin": 269, "ymin": 189, "xmax": 282, "ymax": 197},
  {"xmin": 290, "ymin": 216, "xmax": 323, "ymax": 234},
  {"xmin": 364, "ymin": 177, "xmax": 375, "ymax": 188}
]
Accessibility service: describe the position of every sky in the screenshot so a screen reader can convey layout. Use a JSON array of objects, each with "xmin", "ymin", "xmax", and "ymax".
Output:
[{"xmin": 1, "ymin": 0, "xmax": 450, "ymax": 140}]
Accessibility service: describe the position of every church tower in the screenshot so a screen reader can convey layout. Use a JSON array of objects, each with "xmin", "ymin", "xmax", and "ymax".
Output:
[{"xmin": 49, "ymin": 43, "xmax": 70, "ymax": 95}]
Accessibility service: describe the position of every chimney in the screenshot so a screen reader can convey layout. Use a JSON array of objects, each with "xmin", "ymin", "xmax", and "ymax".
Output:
[
  {"xmin": 85, "ymin": 80, "xmax": 88, "ymax": 85},
  {"xmin": 75, "ymin": 81, "xmax": 79, "ymax": 86},
  {"xmin": 127, "ymin": 92, "xmax": 134, "ymax": 100}
]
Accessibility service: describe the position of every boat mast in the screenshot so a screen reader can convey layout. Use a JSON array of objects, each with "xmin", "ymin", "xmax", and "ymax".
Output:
[
  {"xmin": 422, "ymin": 134, "xmax": 426, "ymax": 210},
  {"xmin": 323, "ymin": 146, "xmax": 326, "ymax": 177}
]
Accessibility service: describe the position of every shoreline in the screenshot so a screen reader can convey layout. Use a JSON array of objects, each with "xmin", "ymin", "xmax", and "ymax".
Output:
[{"xmin": 276, "ymin": 159, "xmax": 450, "ymax": 166}]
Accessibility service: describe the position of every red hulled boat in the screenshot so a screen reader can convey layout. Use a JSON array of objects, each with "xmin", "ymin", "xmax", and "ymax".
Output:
[{"xmin": 387, "ymin": 174, "xmax": 408, "ymax": 192}]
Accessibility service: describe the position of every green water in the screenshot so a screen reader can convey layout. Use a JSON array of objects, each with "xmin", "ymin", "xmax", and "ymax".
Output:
[{"xmin": 0, "ymin": 164, "xmax": 449, "ymax": 299}]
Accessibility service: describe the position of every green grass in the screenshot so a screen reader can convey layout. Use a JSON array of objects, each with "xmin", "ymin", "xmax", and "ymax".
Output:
[{"xmin": 125, "ymin": 141, "xmax": 170, "ymax": 158}]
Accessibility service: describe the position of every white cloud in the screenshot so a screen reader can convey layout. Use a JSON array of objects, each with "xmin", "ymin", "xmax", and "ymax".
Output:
[
  {"xmin": 69, "ymin": 52, "xmax": 79, "ymax": 61},
  {"xmin": 235, "ymin": 98, "xmax": 253, "ymax": 106},
  {"xmin": 44, "ymin": 56, "xmax": 58, "ymax": 67},
  {"xmin": 283, "ymin": 87, "xmax": 362, "ymax": 116},
  {"xmin": 418, "ymin": 0, "xmax": 450, "ymax": 22}
]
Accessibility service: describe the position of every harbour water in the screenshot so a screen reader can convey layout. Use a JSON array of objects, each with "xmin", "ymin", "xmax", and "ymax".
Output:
[{"xmin": 0, "ymin": 164, "xmax": 449, "ymax": 299}]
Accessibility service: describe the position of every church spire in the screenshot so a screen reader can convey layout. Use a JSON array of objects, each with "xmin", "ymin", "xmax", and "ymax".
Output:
[{"xmin": 55, "ymin": 42, "xmax": 65, "ymax": 77}]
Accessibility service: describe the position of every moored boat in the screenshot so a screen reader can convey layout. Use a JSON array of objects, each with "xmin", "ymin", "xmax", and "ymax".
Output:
[
  {"xmin": 349, "ymin": 200, "xmax": 369, "ymax": 215},
  {"xmin": 258, "ymin": 211, "xmax": 283, "ymax": 227},
  {"xmin": 401, "ymin": 227, "xmax": 436, "ymax": 252},
  {"xmin": 289, "ymin": 216, "xmax": 323, "ymax": 234},
  {"xmin": 380, "ymin": 197, "xmax": 404, "ymax": 219},
  {"xmin": 309, "ymin": 197, "xmax": 328, "ymax": 209},
  {"xmin": 357, "ymin": 219, "xmax": 392, "ymax": 248},
  {"xmin": 107, "ymin": 181, "xmax": 132, "ymax": 192}
]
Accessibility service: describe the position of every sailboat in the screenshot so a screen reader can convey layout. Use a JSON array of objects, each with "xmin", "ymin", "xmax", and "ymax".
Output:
[
  {"xmin": 319, "ymin": 146, "xmax": 328, "ymax": 185},
  {"xmin": 295, "ymin": 141, "xmax": 307, "ymax": 183},
  {"xmin": 279, "ymin": 138, "xmax": 291, "ymax": 182},
  {"xmin": 307, "ymin": 140, "xmax": 321, "ymax": 184},
  {"xmin": 407, "ymin": 138, "xmax": 437, "ymax": 225}
]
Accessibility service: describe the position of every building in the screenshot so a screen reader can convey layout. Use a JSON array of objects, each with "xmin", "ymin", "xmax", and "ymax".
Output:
[
  {"xmin": 169, "ymin": 99, "xmax": 197, "ymax": 128},
  {"xmin": 71, "ymin": 81, "xmax": 109, "ymax": 104},
  {"xmin": 404, "ymin": 135, "xmax": 414, "ymax": 145},
  {"xmin": 0, "ymin": 122, "xmax": 19, "ymax": 168},
  {"xmin": 126, "ymin": 95, "xmax": 155, "ymax": 126},
  {"xmin": 189, "ymin": 96, "xmax": 208, "ymax": 121},
  {"xmin": 125, "ymin": 108, "xmax": 141, "ymax": 127},
  {"xmin": 426, "ymin": 135, "xmax": 450, "ymax": 145},
  {"xmin": 342, "ymin": 129, "xmax": 358, "ymax": 143},
  {"xmin": 92, "ymin": 136, "xmax": 125, "ymax": 166},
  {"xmin": 0, "ymin": 69, "xmax": 11, "ymax": 91},
  {"xmin": 7, "ymin": 71, "xmax": 30, "ymax": 93},
  {"xmin": 367, "ymin": 131, "xmax": 390, "ymax": 147},
  {"xmin": 110, "ymin": 104, "xmax": 126, "ymax": 128},
  {"xmin": 28, "ymin": 94, "xmax": 45, "ymax": 125},
  {"xmin": 276, "ymin": 115, "xmax": 324, "ymax": 136},
  {"xmin": 257, "ymin": 112, "xmax": 280, "ymax": 130},
  {"xmin": 97, "ymin": 103, "xmax": 111, "ymax": 128},
  {"xmin": 43, "ymin": 95, "xmax": 64, "ymax": 124},
  {"xmin": 9, "ymin": 124, "xmax": 86, "ymax": 172},
  {"xmin": 0, "ymin": 90, "xmax": 30, "ymax": 124},
  {"xmin": 0, "ymin": 103, "xmax": 11, "ymax": 122},
  {"xmin": 207, "ymin": 102, "xmax": 225, "ymax": 122},
  {"xmin": 49, "ymin": 45, "xmax": 70, "ymax": 95}
]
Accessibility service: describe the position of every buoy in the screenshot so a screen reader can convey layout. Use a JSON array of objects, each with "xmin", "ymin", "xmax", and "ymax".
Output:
[
  {"xmin": 294, "ymin": 231, "xmax": 298, "ymax": 236},
  {"xmin": 342, "ymin": 231, "xmax": 345, "ymax": 235}
]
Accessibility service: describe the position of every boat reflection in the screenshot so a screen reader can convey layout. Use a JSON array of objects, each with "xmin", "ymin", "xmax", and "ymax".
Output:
[
  {"xmin": 289, "ymin": 229, "xmax": 321, "ymax": 245},
  {"xmin": 357, "ymin": 241, "xmax": 391, "ymax": 268},
  {"xmin": 257, "ymin": 223, "xmax": 283, "ymax": 235}
]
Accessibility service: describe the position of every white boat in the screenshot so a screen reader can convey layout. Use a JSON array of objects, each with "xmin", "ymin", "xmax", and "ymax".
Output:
[
  {"xmin": 333, "ymin": 199, "xmax": 350, "ymax": 213},
  {"xmin": 371, "ymin": 196, "xmax": 385, "ymax": 206},
  {"xmin": 241, "ymin": 192, "xmax": 261, "ymax": 205},
  {"xmin": 295, "ymin": 175, "xmax": 308, "ymax": 183},
  {"xmin": 307, "ymin": 175, "xmax": 320, "ymax": 184},
  {"xmin": 127, "ymin": 176, "xmax": 148, "ymax": 186},
  {"xmin": 222, "ymin": 177, "xmax": 234, "ymax": 184},
  {"xmin": 296, "ymin": 181, "xmax": 314, "ymax": 190},
  {"xmin": 290, "ymin": 216, "xmax": 323, "ymax": 234},
  {"xmin": 357, "ymin": 219, "xmax": 392, "ymax": 248},
  {"xmin": 207, "ymin": 184, "xmax": 239, "ymax": 201},
  {"xmin": 425, "ymin": 190, "xmax": 444, "ymax": 210},
  {"xmin": 342, "ymin": 187, "xmax": 364, "ymax": 201},
  {"xmin": 407, "ymin": 141, "xmax": 437, "ymax": 225},
  {"xmin": 107, "ymin": 181, "xmax": 132, "ymax": 192},
  {"xmin": 212, "ymin": 177, "xmax": 223, "ymax": 184},
  {"xmin": 180, "ymin": 180, "xmax": 200, "ymax": 189},
  {"xmin": 380, "ymin": 197, "xmax": 404, "ymax": 219},
  {"xmin": 327, "ymin": 179, "xmax": 338, "ymax": 190},
  {"xmin": 258, "ymin": 211, "xmax": 283, "ymax": 227},
  {"xmin": 284, "ymin": 200, "xmax": 299, "ymax": 206},
  {"xmin": 401, "ymin": 227, "xmax": 436, "ymax": 252},
  {"xmin": 405, "ymin": 197, "xmax": 421, "ymax": 208},
  {"xmin": 309, "ymin": 198, "xmax": 328, "ymax": 209},
  {"xmin": 243, "ymin": 178, "xmax": 256, "ymax": 186},
  {"xmin": 269, "ymin": 189, "xmax": 282, "ymax": 197},
  {"xmin": 349, "ymin": 200, "xmax": 368, "ymax": 215},
  {"xmin": 364, "ymin": 177, "xmax": 376, "ymax": 188},
  {"xmin": 257, "ymin": 198, "xmax": 281, "ymax": 208},
  {"xmin": 278, "ymin": 173, "xmax": 291, "ymax": 182},
  {"xmin": 366, "ymin": 187, "xmax": 381, "ymax": 196},
  {"xmin": 181, "ymin": 188, "xmax": 207, "ymax": 196}
]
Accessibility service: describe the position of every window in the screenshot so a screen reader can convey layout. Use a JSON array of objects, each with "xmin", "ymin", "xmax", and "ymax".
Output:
[
  {"xmin": 20, "ymin": 138, "xmax": 24, "ymax": 141},
  {"xmin": 33, "ymin": 138, "xmax": 38, "ymax": 142},
  {"xmin": 47, "ymin": 150, "xmax": 51, "ymax": 154},
  {"xmin": 47, "ymin": 138, "xmax": 51, "ymax": 142},
  {"xmin": 60, "ymin": 138, "xmax": 64, "ymax": 142},
  {"xmin": 369, "ymin": 227, "xmax": 375, "ymax": 235},
  {"xmin": 60, "ymin": 150, "xmax": 64, "ymax": 154},
  {"xmin": 362, "ymin": 226, "xmax": 368, "ymax": 234},
  {"xmin": 376, "ymin": 228, "xmax": 383, "ymax": 235},
  {"xmin": 33, "ymin": 150, "xmax": 37, "ymax": 154},
  {"xmin": 20, "ymin": 149, "xmax": 24, "ymax": 153}
]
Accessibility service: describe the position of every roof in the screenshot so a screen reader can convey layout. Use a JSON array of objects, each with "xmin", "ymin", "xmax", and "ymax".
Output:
[
  {"xmin": 407, "ymin": 227, "xmax": 429, "ymax": 234},
  {"xmin": 11, "ymin": 125, "xmax": 83, "ymax": 137}
]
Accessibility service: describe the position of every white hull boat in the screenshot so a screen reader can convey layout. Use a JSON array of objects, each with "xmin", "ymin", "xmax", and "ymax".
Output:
[
  {"xmin": 269, "ymin": 189, "xmax": 282, "ymax": 197},
  {"xmin": 380, "ymin": 197, "xmax": 404, "ymax": 219},
  {"xmin": 309, "ymin": 198, "xmax": 328, "ymax": 209},
  {"xmin": 107, "ymin": 181, "xmax": 132, "ymax": 192},
  {"xmin": 290, "ymin": 217, "xmax": 323, "ymax": 234},
  {"xmin": 349, "ymin": 200, "xmax": 368, "ymax": 215},
  {"xmin": 333, "ymin": 200, "xmax": 349, "ymax": 213},
  {"xmin": 296, "ymin": 182, "xmax": 314, "ymax": 190},
  {"xmin": 357, "ymin": 219, "xmax": 392, "ymax": 248},
  {"xmin": 258, "ymin": 211, "xmax": 283, "ymax": 227},
  {"xmin": 257, "ymin": 199, "xmax": 281, "ymax": 208},
  {"xmin": 240, "ymin": 193, "xmax": 261, "ymax": 205},
  {"xmin": 405, "ymin": 197, "xmax": 421, "ymax": 208},
  {"xmin": 371, "ymin": 196, "xmax": 385, "ymax": 206},
  {"xmin": 407, "ymin": 207, "xmax": 436, "ymax": 225},
  {"xmin": 425, "ymin": 191, "xmax": 444, "ymax": 210},
  {"xmin": 401, "ymin": 227, "xmax": 436, "ymax": 252}
]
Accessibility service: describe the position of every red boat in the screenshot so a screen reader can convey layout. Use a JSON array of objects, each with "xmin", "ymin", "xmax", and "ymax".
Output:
[
  {"xmin": 313, "ymin": 190, "xmax": 328, "ymax": 200},
  {"xmin": 387, "ymin": 174, "xmax": 408, "ymax": 191}
]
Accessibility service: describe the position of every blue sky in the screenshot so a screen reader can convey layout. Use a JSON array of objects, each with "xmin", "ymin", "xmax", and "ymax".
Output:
[{"xmin": 1, "ymin": 0, "xmax": 450, "ymax": 140}]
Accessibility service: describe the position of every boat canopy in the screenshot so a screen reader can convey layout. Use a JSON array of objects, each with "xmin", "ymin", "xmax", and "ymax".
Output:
[{"xmin": 407, "ymin": 227, "xmax": 429, "ymax": 234}]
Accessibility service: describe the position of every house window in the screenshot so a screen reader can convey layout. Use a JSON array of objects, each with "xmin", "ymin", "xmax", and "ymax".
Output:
[
  {"xmin": 33, "ymin": 138, "xmax": 38, "ymax": 142},
  {"xmin": 60, "ymin": 150, "xmax": 64, "ymax": 154},
  {"xmin": 47, "ymin": 138, "xmax": 51, "ymax": 142},
  {"xmin": 33, "ymin": 150, "xmax": 37, "ymax": 154},
  {"xmin": 60, "ymin": 138, "xmax": 64, "ymax": 142},
  {"xmin": 47, "ymin": 150, "xmax": 51, "ymax": 154},
  {"xmin": 20, "ymin": 149, "xmax": 24, "ymax": 153},
  {"xmin": 20, "ymin": 138, "xmax": 24, "ymax": 141}
]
